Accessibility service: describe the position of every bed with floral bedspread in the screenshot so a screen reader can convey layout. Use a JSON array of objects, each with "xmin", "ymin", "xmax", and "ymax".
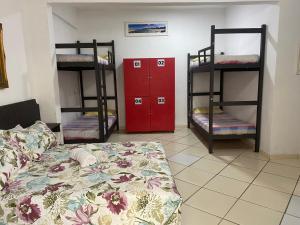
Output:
[{"xmin": 0, "ymin": 141, "xmax": 182, "ymax": 225}]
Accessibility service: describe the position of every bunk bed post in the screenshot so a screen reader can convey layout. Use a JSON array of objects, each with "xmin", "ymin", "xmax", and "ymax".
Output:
[
  {"xmin": 208, "ymin": 25, "xmax": 216, "ymax": 154},
  {"xmin": 191, "ymin": 63, "xmax": 194, "ymax": 126},
  {"xmin": 255, "ymin": 24, "xmax": 266, "ymax": 152},
  {"xmin": 220, "ymin": 70, "xmax": 224, "ymax": 110},
  {"xmin": 111, "ymin": 40, "xmax": 116, "ymax": 65},
  {"xmin": 101, "ymin": 66, "xmax": 109, "ymax": 140},
  {"xmin": 93, "ymin": 39, "xmax": 105, "ymax": 142},
  {"xmin": 76, "ymin": 41, "xmax": 85, "ymax": 115},
  {"xmin": 187, "ymin": 53, "xmax": 191, "ymax": 128},
  {"xmin": 111, "ymin": 40, "xmax": 119, "ymax": 130}
]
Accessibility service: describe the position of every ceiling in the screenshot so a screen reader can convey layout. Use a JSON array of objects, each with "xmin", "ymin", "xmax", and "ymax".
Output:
[{"xmin": 50, "ymin": 1, "xmax": 279, "ymax": 10}]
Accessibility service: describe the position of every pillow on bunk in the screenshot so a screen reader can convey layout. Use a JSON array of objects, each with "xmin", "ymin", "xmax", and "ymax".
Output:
[
  {"xmin": 193, "ymin": 107, "xmax": 223, "ymax": 114},
  {"xmin": 97, "ymin": 55, "xmax": 109, "ymax": 65},
  {"xmin": 191, "ymin": 57, "xmax": 209, "ymax": 63},
  {"xmin": 3, "ymin": 121, "xmax": 57, "ymax": 160},
  {"xmin": 85, "ymin": 112, "xmax": 98, "ymax": 116},
  {"xmin": 101, "ymin": 54, "xmax": 109, "ymax": 60},
  {"xmin": 85, "ymin": 110, "xmax": 115, "ymax": 117}
]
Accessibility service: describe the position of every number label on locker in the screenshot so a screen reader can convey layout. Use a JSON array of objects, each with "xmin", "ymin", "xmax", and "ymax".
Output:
[
  {"xmin": 157, "ymin": 97, "xmax": 165, "ymax": 104},
  {"xmin": 157, "ymin": 59, "xmax": 165, "ymax": 67},
  {"xmin": 134, "ymin": 98, "xmax": 142, "ymax": 105},
  {"xmin": 133, "ymin": 60, "xmax": 141, "ymax": 68}
]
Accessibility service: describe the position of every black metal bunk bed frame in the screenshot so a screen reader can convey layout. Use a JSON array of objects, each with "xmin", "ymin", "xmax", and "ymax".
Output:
[
  {"xmin": 187, "ymin": 25, "xmax": 266, "ymax": 154},
  {"xmin": 56, "ymin": 39, "xmax": 119, "ymax": 143}
]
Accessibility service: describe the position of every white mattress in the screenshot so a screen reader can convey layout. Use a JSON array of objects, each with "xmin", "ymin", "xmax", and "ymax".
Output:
[
  {"xmin": 63, "ymin": 115, "xmax": 116, "ymax": 140},
  {"xmin": 190, "ymin": 54, "xmax": 259, "ymax": 68},
  {"xmin": 57, "ymin": 54, "xmax": 109, "ymax": 65}
]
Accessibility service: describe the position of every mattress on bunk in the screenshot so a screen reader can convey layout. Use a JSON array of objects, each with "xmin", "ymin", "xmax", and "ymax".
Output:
[
  {"xmin": 63, "ymin": 115, "xmax": 116, "ymax": 140},
  {"xmin": 192, "ymin": 112, "xmax": 256, "ymax": 135},
  {"xmin": 190, "ymin": 54, "xmax": 259, "ymax": 68},
  {"xmin": 56, "ymin": 54, "xmax": 109, "ymax": 65}
]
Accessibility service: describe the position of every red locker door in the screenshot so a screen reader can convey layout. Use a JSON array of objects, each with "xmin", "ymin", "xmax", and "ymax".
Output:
[
  {"xmin": 150, "ymin": 94, "xmax": 175, "ymax": 131},
  {"xmin": 149, "ymin": 58, "xmax": 175, "ymax": 96},
  {"xmin": 125, "ymin": 96, "xmax": 150, "ymax": 132},
  {"xmin": 149, "ymin": 58, "xmax": 175, "ymax": 131},
  {"xmin": 123, "ymin": 58, "xmax": 149, "ymax": 97}
]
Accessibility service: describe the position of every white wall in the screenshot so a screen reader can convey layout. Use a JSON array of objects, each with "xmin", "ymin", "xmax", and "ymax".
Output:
[
  {"xmin": 52, "ymin": 5, "xmax": 81, "ymax": 125},
  {"xmin": 75, "ymin": 6, "xmax": 226, "ymax": 127},
  {"xmin": 270, "ymin": 0, "xmax": 300, "ymax": 156},
  {"xmin": 0, "ymin": 1, "xmax": 32, "ymax": 105},
  {"xmin": 223, "ymin": 4, "xmax": 279, "ymax": 154},
  {"xmin": 20, "ymin": 0, "xmax": 61, "ymax": 123},
  {"xmin": 0, "ymin": 1, "xmax": 61, "ymax": 124}
]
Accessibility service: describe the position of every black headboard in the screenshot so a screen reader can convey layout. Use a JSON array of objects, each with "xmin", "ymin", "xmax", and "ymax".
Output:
[{"xmin": 0, "ymin": 99, "xmax": 40, "ymax": 129}]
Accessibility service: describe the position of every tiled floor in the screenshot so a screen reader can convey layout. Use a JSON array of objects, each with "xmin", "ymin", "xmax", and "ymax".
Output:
[{"xmin": 108, "ymin": 127, "xmax": 300, "ymax": 225}]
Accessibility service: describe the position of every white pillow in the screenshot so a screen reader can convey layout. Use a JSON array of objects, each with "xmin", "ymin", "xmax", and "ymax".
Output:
[{"xmin": 70, "ymin": 148, "xmax": 97, "ymax": 167}]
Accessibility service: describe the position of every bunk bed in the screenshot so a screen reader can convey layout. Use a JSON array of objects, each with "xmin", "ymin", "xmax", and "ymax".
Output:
[
  {"xmin": 56, "ymin": 40, "xmax": 119, "ymax": 143},
  {"xmin": 187, "ymin": 25, "xmax": 266, "ymax": 153}
]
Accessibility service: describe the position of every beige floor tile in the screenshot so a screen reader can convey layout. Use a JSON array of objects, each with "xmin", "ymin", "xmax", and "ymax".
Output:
[
  {"xmin": 253, "ymin": 172, "xmax": 297, "ymax": 194},
  {"xmin": 241, "ymin": 184, "xmax": 291, "ymax": 212},
  {"xmin": 190, "ymin": 158, "xmax": 227, "ymax": 174},
  {"xmin": 142, "ymin": 133, "xmax": 165, "ymax": 139},
  {"xmin": 203, "ymin": 153, "xmax": 236, "ymax": 164},
  {"xmin": 187, "ymin": 131, "xmax": 198, "ymax": 137},
  {"xmin": 122, "ymin": 134, "xmax": 142, "ymax": 141},
  {"xmin": 152, "ymin": 139, "xmax": 171, "ymax": 146},
  {"xmin": 192, "ymin": 141, "xmax": 208, "ymax": 149},
  {"xmin": 294, "ymin": 182, "xmax": 300, "ymax": 196},
  {"xmin": 132, "ymin": 135, "xmax": 156, "ymax": 142},
  {"xmin": 263, "ymin": 162, "xmax": 300, "ymax": 180},
  {"xmin": 281, "ymin": 214, "xmax": 300, "ymax": 225},
  {"xmin": 240, "ymin": 151, "xmax": 270, "ymax": 161},
  {"xmin": 107, "ymin": 136, "xmax": 123, "ymax": 142},
  {"xmin": 168, "ymin": 152, "xmax": 200, "ymax": 166},
  {"xmin": 175, "ymin": 167, "xmax": 215, "ymax": 186},
  {"xmin": 220, "ymin": 165, "xmax": 260, "ymax": 183},
  {"xmin": 219, "ymin": 220, "xmax": 237, "ymax": 225},
  {"xmin": 163, "ymin": 142, "xmax": 189, "ymax": 157},
  {"xmin": 173, "ymin": 129, "xmax": 192, "ymax": 137},
  {"xmin": 205, "ymin": 175, "xmax": 249, "ymax": 198},
  {"xmin": 186, "ymin": 188, "xmax": 237, "ymax": 217},
  {"xmin": 108, "ymin": 133, "xmax": 134, "ymax": 142},
  {"xmin": 181, "ymin": 204, "xmax": 221, "ymax": 225},
  {"xmin": 181, "ymin": 146, "xmax": 208, "ymax": 158},
  {"xmin": 286, "ymin": 195, "xmax": 300, "ymax": 218},
  {"xmin": 225, "ymin": 200, "xmax": 283, "ymax": 225},
  {"xmin": 211, "ymin": 149, "xmax": 243, "ymax": 158},
  {"xmin": 231, "ymin": 156, "xmax": 267, "ymax": 171},
  {"xmin": 271, "ymin": 158, "xmax": 300, "ymax": 168},
  {"xmin": 168, "ymin": 161, "xmax": 186, "ymax": 175},
  {"xmin": 175, "ymin": 179, "xmax": 200, "ymax": 202},
  {"xmin": 174, "ymin": 135, "xmax": 200, "ymax": 145},
  {"xmin": 156, "ymin": 133, "xmax": 182, "ymax": 142}
]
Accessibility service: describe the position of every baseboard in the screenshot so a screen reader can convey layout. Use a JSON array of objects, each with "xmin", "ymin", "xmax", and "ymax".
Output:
[{"xmin": 269, "ymin": 154, "xmax": 299, "ymax": 160}]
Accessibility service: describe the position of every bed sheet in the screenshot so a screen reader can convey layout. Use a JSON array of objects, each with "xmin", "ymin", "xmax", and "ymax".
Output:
[{"xmin": 0, "ymin": 142, "xmax": 182, "ymax": 225}]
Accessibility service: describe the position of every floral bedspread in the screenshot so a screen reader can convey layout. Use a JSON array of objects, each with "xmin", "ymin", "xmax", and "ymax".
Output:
[{"xmin": 0, "ymin": 142, "xmax": 182, "ymax": 225}]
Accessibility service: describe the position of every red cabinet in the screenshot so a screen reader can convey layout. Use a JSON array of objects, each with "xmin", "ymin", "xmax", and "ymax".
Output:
[{"xmin": 124, "ymin": 58, "xmax": 175, "ymax": 132}]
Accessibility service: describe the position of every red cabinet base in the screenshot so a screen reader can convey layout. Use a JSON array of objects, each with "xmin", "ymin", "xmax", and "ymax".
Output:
[{"xmin": 124, "ymin": 58, "xmax": 175, "ymax": 132}]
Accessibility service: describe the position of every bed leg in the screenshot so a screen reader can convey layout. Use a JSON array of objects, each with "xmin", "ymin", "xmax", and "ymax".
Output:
[
  {"xmin": 255, "ymin": 139, "xmax": 260, "ymax": 152},
  {"xmin": 208, "ymin": 140, "xmax": 214, "ymax": 154},
  {"xmin": 187, "ymin": 121, "xmax": 190, "ymax": 128}
]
